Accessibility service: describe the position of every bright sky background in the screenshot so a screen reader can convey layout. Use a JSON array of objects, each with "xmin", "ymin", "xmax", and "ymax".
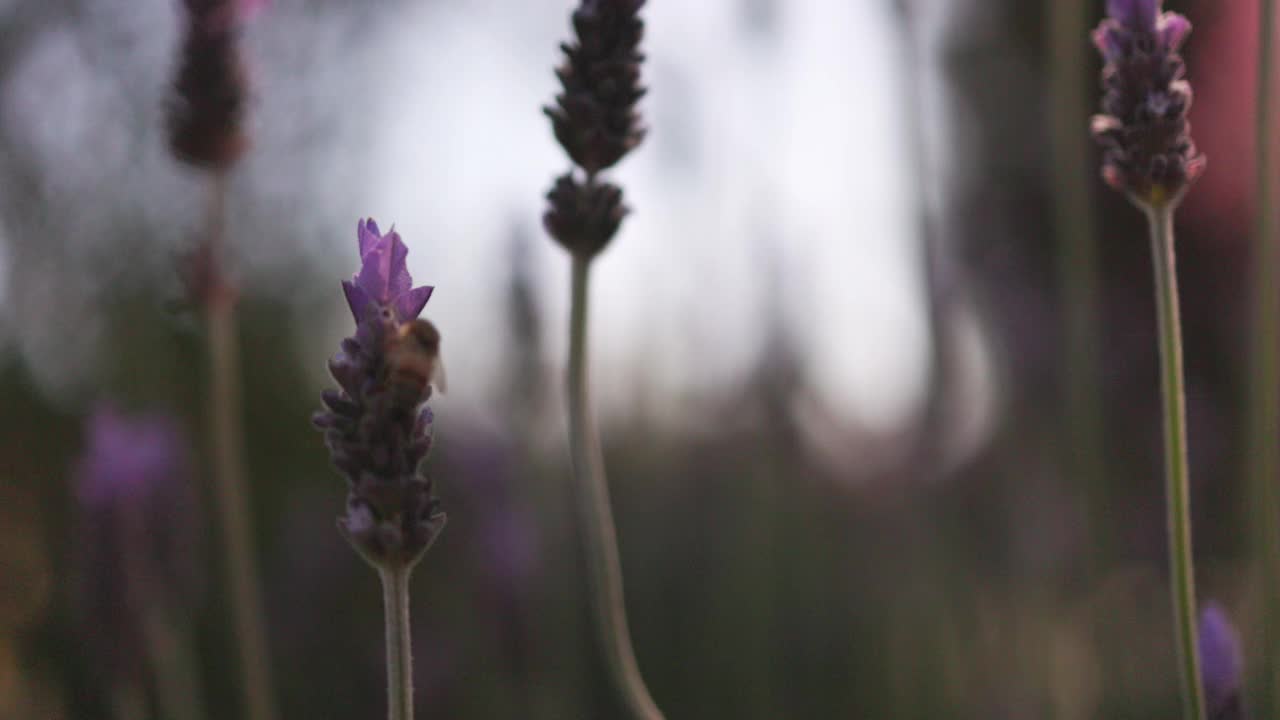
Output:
[{"xmin": 0, "ymin": 0, "xmax": 930, "ymax": 432}]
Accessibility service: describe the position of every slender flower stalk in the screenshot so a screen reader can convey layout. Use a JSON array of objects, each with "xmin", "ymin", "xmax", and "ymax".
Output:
[
  {"xmin": 314, "ymin": 219, "xmax": 446, "ymax": 720},
  {"xmin": 1092, "ymin": 1, "xmax": 1206, "ymax": 717},
  {"xmin": 168, "ymin": 2, "xmax": 277, "ymax": 718},
  {"xmin": 567, "ymin": 255, "xmax": 662, "ymax": 720},
  {"xmin": 202, "ymin": 173, "xmax": 278, "ymax": 720},
  {"xmin": 1047, "ymin": 0, "xmax": 1107, "ymax": 561},
  {"xmin": 1247, "ymin": 0, "xmax": 1280, "ymax": 714},
  {"xmin": 1147, "ymin": 202, "xmax": 1204, "ymax": 720},
  {"xmin": 379, "ymin": 565, "xmax": 414, "ymax": 720},
  {"xmin": 543, "ymin": 2, "xmax": 662, "ymax": 717}
]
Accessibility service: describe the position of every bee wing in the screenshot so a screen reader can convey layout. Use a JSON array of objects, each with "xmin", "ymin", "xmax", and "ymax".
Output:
[{"xmin": 431, "ymin": 357, "xmax": 448, "ymax": 395}]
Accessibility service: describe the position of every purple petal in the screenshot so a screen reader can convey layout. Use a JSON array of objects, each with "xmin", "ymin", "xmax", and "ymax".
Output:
[
  {"xmin": 394, "ymin": 285, "xmax": 434, "ymax": 322},
  {"xmin": 1159, "ymin": 12, "xmax": 1191, "ymax": 51},
  {"xmin": 1092, "ymin": 23, "xmax": 1126, "ymax": 62},
  {"xmin": 355, "ymin": 235, "xmax": 395, "ymax": 303},
  {"xmin": 385, "ymin": 229, "xmax": 413, "ymax": 299},
  {"xmin": 1107, "ymin": 0, "xmax": 1157, "ymax": 30},
  {"xmin": 357, "ymin": 218, "xmax": 382, "ymax": 258},
  {"xmin": 342, "ymin": 280, "xmax": 371, "ymax": 323}
]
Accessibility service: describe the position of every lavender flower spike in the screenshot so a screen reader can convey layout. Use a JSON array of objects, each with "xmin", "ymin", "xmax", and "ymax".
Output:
[
  {"xmin": 167, "ymin": 0, "xmax": 254, "ymax": 171},
  {"xmin": 1091, "ymin": 0, "xmax": 1204, "ymax": 206},
  {"xmin": 543, "ymin": 0, "xmax": 646, "ymax": 259},
  {"xmin": 315, "ymin": 219, "xmax": 444, "ymax": 570},
  {"xmin": 1199, "ymin": 603, "xmax": 1248, "ymax": 720}
]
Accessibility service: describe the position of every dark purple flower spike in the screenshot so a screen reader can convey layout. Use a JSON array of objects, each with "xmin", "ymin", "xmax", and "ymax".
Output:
[
  {"xmin": 1199, "ymin": 603, "xmax": 1248, "ymax": 720},
  {"xmin": 1091, "ymin": 0, "xmax": 1204, "ymax": 206},
  {"xmin": 167, "ymin": 0, "xmax": 255, "ymax": 171},
  {"xmin": 543, "ymin": 0, "xmax": 647, "ymax": 259},
  {"xmin": 315, "ymin": 219, "xmax": 445, "ymax": 570}
]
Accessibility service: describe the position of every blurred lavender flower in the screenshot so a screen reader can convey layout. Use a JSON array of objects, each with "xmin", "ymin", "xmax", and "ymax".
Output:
[
  {"xmin": 1091, "ymin": 0, "xmax": 1204, "ymax": 206},
  {"xmin": 543, "ymin": 173, "xmax": 628, "ymax": 259},
  {"xmin": 1199, "ymin": 603, "xmax": 1247, "ymax": 720},
  {"xmin": 167, "ymin": 0, "xmax": 255, "ymax": 170},
  {"xmin": 544, "ymin": 0, "xmax": 647, "ymax": 259},
  {"xmin": 74, "ymin": 406, "xmax": 199, "ymax": 690},
  {"xmin": 314, "ymin": 219, "xmax": 445, "ymax": 569}
]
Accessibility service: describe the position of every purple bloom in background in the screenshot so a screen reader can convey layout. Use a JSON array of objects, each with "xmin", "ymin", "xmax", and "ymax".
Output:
[
  {"xmin": 543, "ymin": 0, "xmax": 647, "ymax": 259},
  {"xmin": 1091, "ymin": 0, "xmax": 1203, "ymax": 205},
  {"xmin": 1199, "ymin": 602, "xmax": 1247, "ymax": 720},
  {"xmin": 315, "ymin": 219, "xmax": 445, "ymax": 568},
  {"xmin": 167, "ymin": 0, "xmax": 255, "ymax": 170},
  {"xmin": 74, "ymin": 406, "xmax": 200, "ymax": 689}
]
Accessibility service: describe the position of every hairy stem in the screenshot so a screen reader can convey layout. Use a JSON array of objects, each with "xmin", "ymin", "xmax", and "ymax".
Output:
[
  {"xmin": 379, "ymin": 564, "xmax": 415, "ymax": 720},
  {"xmin": 567, "ymin": 255, "xmax": 664, "ymax": 720},
  {"xmin": 1250, "ymin": 0, "xmax": 1280, "ymax": 714},
  {"xmin": 204, "ymin": 172, "xmax": 279, "ymax": 720},
  {"xmin": 1145, "ymin": 202, "xmax": 1205, "ymax": 720}
]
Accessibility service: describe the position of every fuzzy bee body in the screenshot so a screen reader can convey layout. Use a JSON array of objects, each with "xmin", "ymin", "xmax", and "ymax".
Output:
[{"xmin": 383, "ymin": 318, "xmax": 446, "ymax": 409}]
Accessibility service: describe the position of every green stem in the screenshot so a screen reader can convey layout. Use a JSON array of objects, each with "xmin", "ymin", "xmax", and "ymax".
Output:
[
  {"xmin": 1250, "ymin": 0, "xmax": 1280, "ymax": 715},
  {"xmin": 142, "ymin": 609, "xmax": 207, "ymax": 720},
  {"xmin": 1048, "ymin": 0, "xmax": 1106, "ymax": 561},
  {"xmin": 204, "ymin": 172, "xmax": 279, "ymax": 720},
  {"xmin": 378, "ymin": 564, "xmax": 415, "ymax": 720},
  {"xmin": 1145, "ymin": 203, "xmax": 1205, "ymax": 720},
  {"xmin": 567, "ymin": 255, "xmax": 664, "ymax": 720}
]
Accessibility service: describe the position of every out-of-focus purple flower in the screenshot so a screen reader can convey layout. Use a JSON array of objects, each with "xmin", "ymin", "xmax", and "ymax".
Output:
[
  {"xmin": 1199, "ymin": 602, "xmax": 1247, "ymax": 720},
  {"xmin": 78, "ymin": 409, "xmax": 188, "ymax": 507},
  {"xmin": 545, "ymin": 0, "xmax": 647, "ymax": 176},
  {"xmin": 315, "ymin": 219, "xmax": 445, "ymax": 569},
  {"xmin": 74, "ymin": 406, "xmax": 200, "ymax": 688},
  {"xmin": 543, "ymin": 173, "xmax": 628, "ymax": 259},
  {"xmin": 167, "ymin": 0, "xmax": 254, "ymax": 170},
  {"xmin": 1091, "ymin": 0, "xmax": 1204, "ymax": 205},
  {"xmin": 543, "ymin": 0, "xmax": 647, "ymax": 259}
]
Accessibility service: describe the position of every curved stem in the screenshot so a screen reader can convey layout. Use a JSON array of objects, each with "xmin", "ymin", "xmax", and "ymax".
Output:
[
  {"xmin": 567, "ymin": 255, "xmax": 665, "ymax": 720},
  {"xmin": 1250, "ymin": 0, "xmax": 1280, "ymax": 714},
  {"xmin": 379, "ymin": 564, "xmax": 415, "ymax": 720},
  {"xmin": 204, "ymin": 172, "xmax": 279, "ymax": 720},
  {"xmin": 1145, "ymin": 203, "xmax": 1205, "ymax": 720}
]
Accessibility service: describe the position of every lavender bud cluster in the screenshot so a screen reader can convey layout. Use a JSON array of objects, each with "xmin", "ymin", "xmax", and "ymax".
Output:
[
  {"xmin": 314, "ymin": 220, "xmax": 445, "ymax": 569},
  {"xmin": 167, "ymin": 0, "xmax": 252, "ymax": 170},
  {"xmin": 1091, "ymin": 0, "xmax": 1205, "ymax": 206},
  {"xmin": 543, "ymin": 0, "xmax": 647, "ymax": 259}
]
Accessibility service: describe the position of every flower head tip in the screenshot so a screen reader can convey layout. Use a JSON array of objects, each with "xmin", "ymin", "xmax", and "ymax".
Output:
[{"xmin": 1091, "ymin": 0, "xmax": 1204, "ymax": 206}]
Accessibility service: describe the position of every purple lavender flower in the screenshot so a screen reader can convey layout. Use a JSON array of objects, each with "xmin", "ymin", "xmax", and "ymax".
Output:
[
  {"xmin": 314, "ymin": 219, "xmax": 445, "ymax": 569},
  {"xmin": 167, "ymin": 0, "xmax": 254, "ymax": 170},
  {"xmin": 74, "ymin": 406, "xmax": 199, "ymax": 688},
  {"xmin": 545, "ymin": 0, "xmax": 647, "ymax": 175},
  {"xmin": 1091, "ymin": 0, "xmax": 1204, "ymax": 205},
  {"xmin": 1199, "ymin": 602, "xmax": 1247, "ymax": 720},
  {"xmin": 543, "ymin": 0, "xmax": 647, "ymax": 259}
]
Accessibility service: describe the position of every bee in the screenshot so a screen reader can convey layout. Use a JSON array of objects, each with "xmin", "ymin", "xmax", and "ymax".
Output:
[{"xmin": 383, "ymin": 318, "xmax": 447, "ymax": 408}]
